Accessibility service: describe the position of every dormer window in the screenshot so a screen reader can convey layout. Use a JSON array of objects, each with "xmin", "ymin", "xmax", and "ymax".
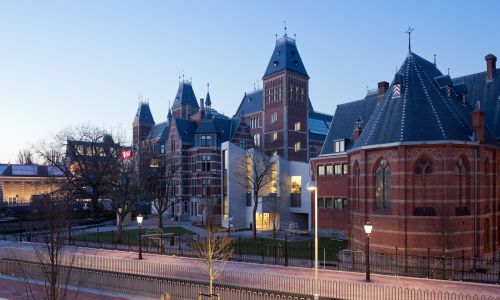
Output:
[
  {"xmin": 273, "ymin": 61, "xmax": 279, "ymax": 67},
  {"xmin": 200, "ymin": 135, "xmax": 212, "ymax": 147},
  {"xmin": 293, "ymin": 60, "xmax": 298, "ymax": 67},
  {"xmin": 334, "ymin": 139, "xmax": 345, "ymax": 153}
]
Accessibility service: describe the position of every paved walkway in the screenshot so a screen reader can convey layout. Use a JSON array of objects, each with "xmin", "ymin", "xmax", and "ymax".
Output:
[
  {"xmin": 0, "ymin": 275, "xmax": 155, "ymax": 300},
  {"xmin": 1, "ymin": 240, "xmax": 499, "ymax": 299}
]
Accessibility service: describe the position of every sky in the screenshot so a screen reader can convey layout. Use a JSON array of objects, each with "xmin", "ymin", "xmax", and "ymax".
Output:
[{"xmin": 1, "ymin": 0, "xmax": 499, "ymax": 163}]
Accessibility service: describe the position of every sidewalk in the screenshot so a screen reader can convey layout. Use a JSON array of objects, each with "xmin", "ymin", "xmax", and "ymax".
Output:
[{"xmin": 1, "ymin": 240, "xmax": 499, "ymax": 298}]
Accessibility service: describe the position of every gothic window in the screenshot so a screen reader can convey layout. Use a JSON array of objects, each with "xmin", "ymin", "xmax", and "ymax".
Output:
[
  {"xmin": 455, "ymin": 157, "xmax": 470, "ymax": 209},
  {"xmin": 375, "ymin": 159, "xmax": 391, "ymax": 209},
  {"xmin": 413, "ymin": 156, "xmax": 432, "ymax": 208}
]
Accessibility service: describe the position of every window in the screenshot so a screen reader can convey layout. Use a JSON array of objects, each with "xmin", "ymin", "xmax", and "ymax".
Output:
[
  {"xmin": 375, "ymin": 159, "xmax": 392, "ymax": 209},
  {"xmin": 317, "ymin": 165, "xmax": 325, "ymax": 176},
  {"xmin": 171, "ymin": 139, "xmax": 176, "ymax": 151},
  {"xmin": 250, "ymin": 116, "xmax": 261, "ymax": 129},
  {"xmin": 326, "ymin": 164, "xmax": 333, "ymax": 175},
  {"xmin": 150, "ymin": 159, "xmax": 159, "ymax": 168},
  {"xmin": 202, "ymin": 155, "xmax": 211, "ymax": 171},
  {"xmin": 334, "ymin": 140, "xmax": 345, "ymax": 153},
  {"xmin": 318, "ymin": 197, "xmax": 325, "ymax": 208},
  {"xmin": 202, "ymin": 179, "xmax": 210, "ymax": 196},
  {"xmin": 271, "ymin": 112, "xmax": 278, "ymax": 124},
  {"xmin": 291, "ymin": 176, "xmax": 301, "ymax": 193},
  {"xmin": 272, "ymin": 132, "xmax": 278, "ymax": 142},
  {"xmin": 239, "ymin": 140, "xmax": 247, "ymax": 149},
  {"xmin": 191, "ymin": 178, "xmax": 196, "ymax": 195},
  {"xmin": 294, "ymin": 142, "xmax": 300, "ymax": 152},
  {"xmin": 325, "ymin": 197, "xmax": 334, "ymax": 209},
  {"xmin": 334, "ymin": 198, "xmax": 343, "ymax": 209},
  {"xmin": 191, "ymin": 156, "xmax": 196, "ymax": 172},
  {"xmin": 342, "ymin": 163, "xmax": 348, "ymax": 175},
  {"xmin": 294, "ymin": 122, "xmax": 301, "ymax": 131},
  {"xmin": 334, "ymin": 164, "xmax": 342, "ymax": 175},
  {"xmin": 160, "ymin": 144, "xmax": 165, "ymax": 154},
  {"xmin": 270, "ymin": 162, "xmax": 278, "ymax": 194},
  {"xmin": 201, "ymin": 135, "xmax": 212, "ymax": 147},
  {"xmin": 253, "ymin": 134, "xmax": 261, "ymax": 147},
  {"xmin": 455, "ymin": 157, "xmax": 469, "ymax": 209}
]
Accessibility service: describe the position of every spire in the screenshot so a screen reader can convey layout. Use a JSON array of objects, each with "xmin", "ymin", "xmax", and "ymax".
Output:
[
  {"xmin": 167, "ymin": 100, "xmax": 172, "ymax": 123},
  {"xmin": 405, "ymin": 26, "xmax": 414, "ymax": 53}
]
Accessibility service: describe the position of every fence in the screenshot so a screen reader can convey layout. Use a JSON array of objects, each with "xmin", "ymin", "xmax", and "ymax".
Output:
[
  {"xmin": 4, "ymin": 227, "xmax": 500, "ymax": 284},
  {"xmin": 1, "ymin": 255, "xmax": 498, "ymax": 300}
]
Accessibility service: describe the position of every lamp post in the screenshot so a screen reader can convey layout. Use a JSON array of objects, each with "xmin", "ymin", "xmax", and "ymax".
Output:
[
  {"xmin": 137, "ymin": 214, "xmax": 144, "ymax": 260},
  {"xmin": 307, "ymin": 181, "xmax": 319, "ymax": 300},
  {"xmin": 364, "ymin": 221, "xmax": 373, "ymax": 282}
]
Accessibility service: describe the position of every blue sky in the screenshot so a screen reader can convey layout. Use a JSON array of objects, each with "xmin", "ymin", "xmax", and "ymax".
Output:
[{"xmin": 1, "ymin": 0, "xmax": 499, "ymax": 162}]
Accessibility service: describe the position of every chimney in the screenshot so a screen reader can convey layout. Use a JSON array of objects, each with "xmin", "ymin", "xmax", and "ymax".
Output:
[
  {"xmin": 377, "ymin": 81, "xmax": 389, "ymax": 102},
  {"xmin": 485, "ymin": 54, "xmax": 496, "ymax": 82},
  {"xmin": 471, "ymin": 102, "xmax": 485, "ymax": 143}
]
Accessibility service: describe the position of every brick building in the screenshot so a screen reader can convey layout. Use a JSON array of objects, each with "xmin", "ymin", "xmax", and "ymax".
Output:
[{"xmin": 312, "ymin": 51, "xmax": 500, "ymax": 259}]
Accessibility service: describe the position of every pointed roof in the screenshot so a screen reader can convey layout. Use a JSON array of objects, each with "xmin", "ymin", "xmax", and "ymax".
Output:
[
  {"xmin": 355, "ymin": 52, "xmax": 497, "ymax": 148},
  {"xmin": 172, "ymin": 81, "xmax": 199, "ymax": 109},
  {"xmin": 205, "ymin": 92, "xmax": 212, "ymax": 107},
  {"xmin": 263, "ymin": 34, "xmax": 308, "ymax": 79},
  {"xmin": 133, "ymin": 102, "xmax": 155, "ymax": 125}
]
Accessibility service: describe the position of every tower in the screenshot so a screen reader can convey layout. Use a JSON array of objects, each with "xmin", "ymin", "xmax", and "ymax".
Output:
[
  {"xmin": 132, "ymin": 101, "xmax": 155, "ymax": 150},
  {"xmin": 262, "ymin": 32, "xmax": 309, "ymax": 162},
  {"xmin": 171, "ymin": 80, "xmax": 199, "ymax": 119}
]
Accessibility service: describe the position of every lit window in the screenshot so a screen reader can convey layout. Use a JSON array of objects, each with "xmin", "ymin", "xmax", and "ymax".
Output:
[
  {"xmin": 317, "ymin": 165, "xmax": 325, "ymax": 176},
  {"xmin": 271, "ymin": 112, "xmax": 278, "ymax": 124},
  {"xmin": 375, "ymin": 159, "xmax": 392, "ymax": 209},
  {"xmin": 294, "ymin": 122, "xmax": 301, "ymax": 131},
  {"xmin": 291, "ymin": 176, "xmax": 301, "ymax": 193},
  {"xmin": 294, "ymin": 142, "xmax": 300, "ymax": 152},
  {"xmin": 253, "ymin": 134, "xmax": 260, "ymax": 147},
  {"xmin": 272, "ymin": 132, "xmax": 278, "ymax": 142},
  {"xmin": 334, "ymin": 164, "xmax": 342, "ymax": 175},
  {"xmin": 326, "ymin": 164, "xmax": 333, "ymax": 175},
  {"xmin": 342, "ymin": 163, "xmax": 348, "ymax": 175},
  {"xmin": 160, "ymin": 144, "xmax": 165, "ymax": 154},
  {"xmin": 334, "ymin": 139, "xmax": 345, "ymax": 153},
  {"xmin": 150, "ymin": 159, "xmax": 159, "ymax": 168}
]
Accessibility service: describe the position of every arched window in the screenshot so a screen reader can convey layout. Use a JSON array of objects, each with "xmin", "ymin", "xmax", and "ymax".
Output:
[
  {"xmin": 455, "ymin": 157, "xmax": 469, "ymax": 210},
  {"xmin": 375, "ymin": 159, "xmax": 391, "ymax": 209},
  {"xmin": 353, "ymin": 161, "xmax": 360, "ymax": 206},
  {"xmin": 414, "ymin": 156, "xmax": 433, "ymax": 207}
]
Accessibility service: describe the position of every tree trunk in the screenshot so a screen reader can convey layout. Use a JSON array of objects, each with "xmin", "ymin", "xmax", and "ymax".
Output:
[
  {"xmin": 252, "ymin": 195, "xmax": 258, "ymax": 240},
  {"xmin": 91, "ymin": 194, "xmax": 99, "ymax": 219},
  {"xmin": 157, "ymin": 210, "xmax": 163, "ymax": 229},
  {"xmin": 116, "ymin": 215, "xmax": 124, "ymax": 243}
]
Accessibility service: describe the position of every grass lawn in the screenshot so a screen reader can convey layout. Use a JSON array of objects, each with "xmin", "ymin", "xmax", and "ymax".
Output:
[
  {"xmin": 72, "ymin": 226, "xmax": 195, "ymax": 245},
  {"xmin": 234, "ymin": 237, "xmax": 347, "ymax": 261}
]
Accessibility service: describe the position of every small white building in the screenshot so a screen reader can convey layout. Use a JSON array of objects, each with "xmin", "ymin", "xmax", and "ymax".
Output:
[{"xmin": 221, "ymin": 142, "xmax": 312, "ymax": 231}]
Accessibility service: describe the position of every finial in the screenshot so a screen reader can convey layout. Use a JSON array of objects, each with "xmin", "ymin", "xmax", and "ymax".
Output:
[
  {"xmin": 207, "ymin": 82, "xmax": 210, "ymax": 93},
  {"xmin": 294, "ymin": 33, "xmax": 296, "ymax": 40},
  {"xmin": 182, "ymin": 71, "xmax": 185, "ymax": 82},
  {"xmin": 405, "ymin": 26, "xmax": 414, "ymax": 53},
  {"xmin": 433, "ymin": 54, "xmax": 437, "ymax": 66},
  {"xmin": 253, "ymin": 82, "xmax": 256, "ymax": 91},
  {"xmin": 447, "ymin": 67, "xmax": 450, "ymax": 76},
  {"xmin": 284, "ymin": 20, "xmax": 287, "ymax": 36}
]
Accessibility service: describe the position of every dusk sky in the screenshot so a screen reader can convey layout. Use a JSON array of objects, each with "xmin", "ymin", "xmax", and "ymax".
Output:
[{"xmin": 1, "ymin": 0, "xmax": 499, "ymax": 162}]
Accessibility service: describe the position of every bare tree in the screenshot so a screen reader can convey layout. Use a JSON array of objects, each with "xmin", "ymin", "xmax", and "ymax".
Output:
[
  {"xmin": 17, "ymin": 148, "xmax": 35, "ymax": 164},
  {"xmin": 33, "ymin": 124, "xmax": 121, "ymax": 218},
  {"xmin": 236, "ymin": 148, "xmax": 278, "ymax": 240},
  {"xmin": 192, "ymin": 197, "xmax": 233, "ymax": 298},
  {"xmin": 148, "ymin": 158, "xmax": 179, "ymax": 229},
  {"xmin": 110, "ymin": 152, "xmax": 144, "ymax": 243}
]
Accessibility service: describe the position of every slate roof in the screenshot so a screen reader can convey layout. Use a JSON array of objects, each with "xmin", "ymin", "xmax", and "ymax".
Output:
[
  {"xmin": 205, "ymin": 92, "xmax": 212, "ymax": 106},
  {"xmin": 308, "ymin": 111, "xmax": 333, "ymax": 140},
  {"xmin": 452, "ymin": 68, "xmax": 500, "ymax": 139},
  {"xmin": 174, "ymin": 119, "xmax": 197, "ymax": 144},
  {"xmin": 321, "ymin": 93, "xmax": 378, "ymax": 155},
  {"xmin": 172, "ymin": 81, "xmax": 199, "ymax": 109},
  {"xmin": 133, "ymin": 102, "xmax": 155, "ymax": 124},
  {"xmin": 0, "ymin": 164, "xmax": 65, "ymax": 177},
  {"xmin": 263, "ymin": 35, "xmax": 308, "ymax": 79},
  {"xmin": 147, "ymin": 122, "xmax": 170, "ymax": 144},
  {"xmin": 354, "ymin": 52, "xmax": 497, "ymax": 148},
  {"xmin": 235, "ymin": 90, "xmax": 263, "ymax": 117}
]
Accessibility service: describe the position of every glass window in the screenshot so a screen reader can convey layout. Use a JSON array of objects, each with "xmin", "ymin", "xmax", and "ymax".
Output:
[
  {"xmin": 294, "ymin": 142, "xmax": 300, "ymax": 152},
  {"xmin": 201, "ymin": 135, "xmax": 212, "ymax": 147},
  {"xmin": 253, "ymin": 134, "xmax": 260, "ymax": 146},
  {"xmin": 291, "ymin": 176, "xmax": 301, "ymax": 193},
  {"xmin": 334, "ymin": 140, "xmax": 345, "ymax": 153},
  {"xmin": 318, "ymin": 197, "xmax": 325, "ymax": 208},
  {"xmin": 334, "ymin": 198, "xmax": 343, "ymax": 209},
  {"xmin": 202, "ymin": 155, "xmax": 211, "ymax": 172},
  {"xmin": 334, "ymin": 164, "xmax": 342, "ymax": 175},
  {"xmin": 160, "ymin": 144, "xmax": 165, "ymax": 154},
  {"xmin": 375, "ymin": 159, "xmax": 392, "ymax": 209},
  {"xmin": 272, "ymin": 132, "xmax": 278, "ymax": 142},
  {"xmin": 294, "ymin": 122, "xmax": 301, "ymax": 131},
  {"xmin": 317, "ymin": 165, "xmax": 325, "ymax": 176},
  {"xmin": 326, "ymin": 197, "xmax": 334, "ymax": 209},
  {"xmin": 326, "ymin": 164, "xmax": 333, "ymax": 175},
  {"xmin": 342, "ymin": 163, "xmax": 348, "ymax": 175}
]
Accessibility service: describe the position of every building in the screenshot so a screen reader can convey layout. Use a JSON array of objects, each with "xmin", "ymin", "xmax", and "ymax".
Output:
[
  {"xmin": 312, "ymin": 49, "xmax": 500, "ymax": 259},
  {"xmin": 134, "ymin": 32, "xmax": 332, "ymax": 228},
  {"xmin": 0, "ymin": 164, "xmax": 65, "ymax": 207}
]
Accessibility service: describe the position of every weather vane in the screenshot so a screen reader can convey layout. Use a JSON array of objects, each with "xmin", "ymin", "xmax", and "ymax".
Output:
[
  {"xmin": 405, "ymin": 27, "xmax": 415, "ymax": 52},
  {"xmin": 284, "ymin": 20, "xmax": 287, "ymax": 36}
]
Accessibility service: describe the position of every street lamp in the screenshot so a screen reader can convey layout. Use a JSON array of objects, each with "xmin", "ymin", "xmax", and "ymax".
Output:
[
  {"xmin": 137, "ymin": 214, "xmax": 144, "ymax": 260},
  {"xmin": 364, "ymin": 221, "xmax": 373, "ymax": 282},
  {"xmin": 306, "ymin": 181, "xmax": 319, "ymax": 300}
]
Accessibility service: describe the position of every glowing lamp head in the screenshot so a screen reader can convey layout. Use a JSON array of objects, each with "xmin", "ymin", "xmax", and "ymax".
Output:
[
  {"xmin": 136, "ymin": 214, "xmax": 144, "ymax": 225},
  {"xmin": 306, "ymin": 181, "xmax": 317, "ymax": 191},
  {"xmin": 364, "ymin": 222, "xmax": 373, "ymax": 234}
]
